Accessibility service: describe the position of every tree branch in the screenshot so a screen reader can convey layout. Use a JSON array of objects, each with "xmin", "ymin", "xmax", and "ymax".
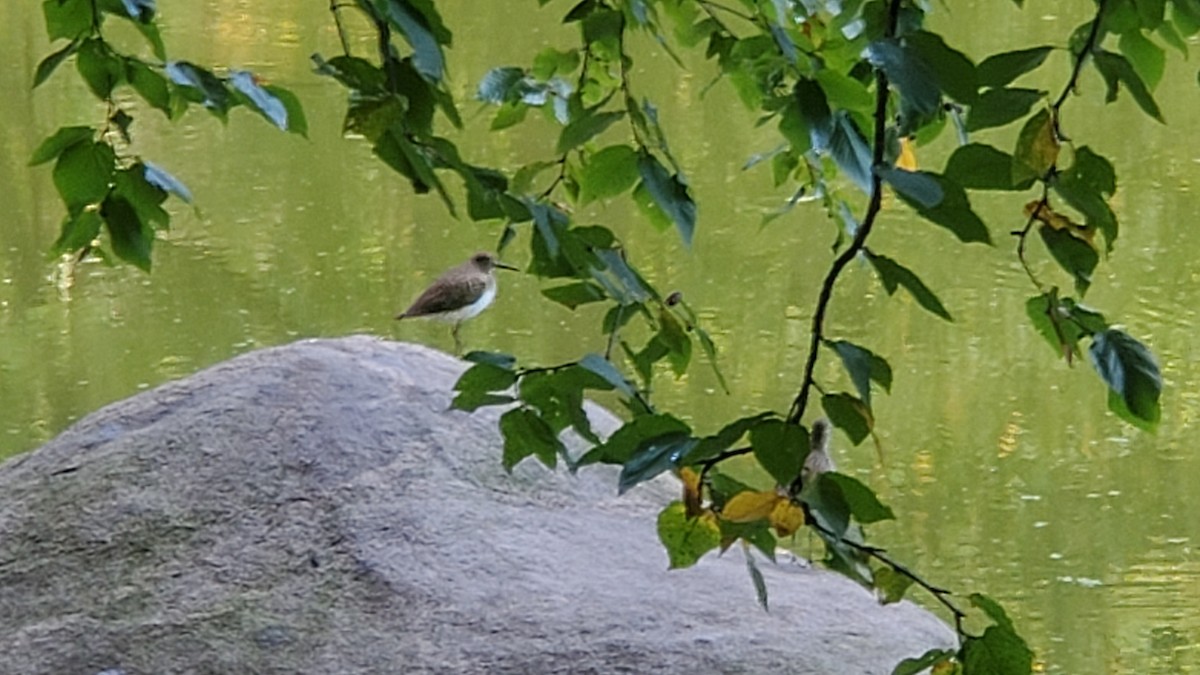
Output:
[
  {"xmin": 785, "ymin": 0, "xmax": 902, "ymax": 430},
  {"xmin": 807, "ymin": 518, "xmax": 968, "ymax": 636}
]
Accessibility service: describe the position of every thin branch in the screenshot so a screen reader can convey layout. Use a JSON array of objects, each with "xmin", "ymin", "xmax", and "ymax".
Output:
[
  {"xmin": 808, "ymin": 518, "xmax": 968, "ymax": 636},
  {"xmin": 329, "ymin": 0, "xmax": 353, "ymax": 56},
  {"xmin": 1052, "ymin": 0, "xmax": 1108, "ymax": 112},
  {"xmin": 697, "ymin": 446, "xmax": 752, "ymax": 492},
  {"xmin": 1013, "ymin": 187, "xmax": 1050, "ymax": 292},
  {"xmin": 785, "ymin": 0, "xmax": 902, "ymax": 432}
]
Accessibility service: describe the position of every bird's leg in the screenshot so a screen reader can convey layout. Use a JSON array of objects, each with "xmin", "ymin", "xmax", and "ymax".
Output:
[{"xmin": 452, "ymin": 322, "xmax": 463, "ymax": 356}]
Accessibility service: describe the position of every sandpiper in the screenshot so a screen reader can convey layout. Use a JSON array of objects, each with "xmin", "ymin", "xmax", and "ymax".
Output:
[
  {"xmin": 802, "ymin": 418, "xmax": 836, "ymax": 484},
  {"xmin": 396, "ymin": 251, "xmax": 518, "ymax": 354}
]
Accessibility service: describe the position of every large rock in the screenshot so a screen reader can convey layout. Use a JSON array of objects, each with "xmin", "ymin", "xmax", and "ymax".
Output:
[{"xmin": 0, "ymin": 336, "xmax": 955, "ymax": 674}]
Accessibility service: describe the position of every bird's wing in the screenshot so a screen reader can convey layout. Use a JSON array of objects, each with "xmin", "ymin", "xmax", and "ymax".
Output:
[{"xmin": 398, "ymin": 274, "xmax": 487, "ymax": 318}]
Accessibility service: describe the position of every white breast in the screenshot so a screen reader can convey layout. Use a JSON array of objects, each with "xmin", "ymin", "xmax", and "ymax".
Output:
[{"xmin": 438, "ymin": 281, "xmax": 497, "ymax": 323}]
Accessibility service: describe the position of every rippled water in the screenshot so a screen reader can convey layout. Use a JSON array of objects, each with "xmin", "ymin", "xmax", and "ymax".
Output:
[{"xmin": 2, "ymin": 1, "xmax": 1199, "ymax": 671}]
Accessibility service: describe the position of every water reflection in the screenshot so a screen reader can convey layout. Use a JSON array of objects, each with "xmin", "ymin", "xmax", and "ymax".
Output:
[{"xmin": 3, "ymin": 0, "xmax": 1200, "ymax": 672}]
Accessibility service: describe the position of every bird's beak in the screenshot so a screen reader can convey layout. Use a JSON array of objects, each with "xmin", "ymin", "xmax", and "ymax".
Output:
[{"xmin": 495, "ymin": 261, "xmax": 519, "ymax": 271}]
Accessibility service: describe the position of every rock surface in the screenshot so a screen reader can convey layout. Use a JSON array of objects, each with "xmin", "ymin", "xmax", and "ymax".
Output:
[{"xmin": 0, "ymin": 336, "xmax": 956, "ymax": 674}]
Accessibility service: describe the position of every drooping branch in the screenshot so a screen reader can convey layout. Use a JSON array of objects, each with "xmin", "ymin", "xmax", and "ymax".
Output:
[
  {"xmin": 1013, "ymin": 0, "xmax": 1109, "ymax": 291},
  {"xmin": 785, "ymin": 0, "xmax": 903, "ymax": 429},
  {"xmin": 807, "ymin": 518, "xmax": 968, "ymax": 636}
]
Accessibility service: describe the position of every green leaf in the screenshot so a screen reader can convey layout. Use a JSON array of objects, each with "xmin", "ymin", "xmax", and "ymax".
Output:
[
  {"xmin": 1089, "ymin": 329, "xmax": 1162, "ymax": 428},
  {"xmin": 264, "ymin": 85, "xmax": 308, "ymax": 137},
  {"xmin": 53, "ymin": 141, "xmax": 115, "ymax": 214},
  {"xmin": 945, "ymin": 143, "xmax": 1034, "ymax": 191},
  {"xmin": 454, "ymin": 362, "xmax": 517, "ymax": 393},
  {"xmin": 113, "ymin": 164, "xmax": 169, "ymax": 230},
  {"xmin": 619, "ymin": 432, "xmax": 697, "ymax": 494},
  {"xmin": 312, "ymin": 54, "xmax": 387, "ymax": 94},
  {"xmin": 1053, "ymin": 146, "xmax": 1118, "ymax": 249},
  {"xmin": 821, "ymin": 393, "xmax": 873, "ymax": 446},
  {"xmin": 583, "ymin": 413, "xmax": 690, "ymax": 466},
  {"xmin": 34, "ymin": 40, "xmax": 79, "ymax": 88},
  {"xmin": 1011, "ymin": 108, "xmax": 1058, "ymax": 185},
  {"xmin": 824, "ymin": 339, "xmax": 892, "ymax": 407},
  {"xmin": 657, "ymin": 501, "xmax": 721, "ymax": 569},
  {"xmin": 1093, "ymin": 49, "xmax": 1165, "ymax": 122},
  {"xmin": 1039, "ymin": 226, "xmax": 1098, "ymax": 295},
  {"xmin": 962, "ymin": 606, "xmax": 1033, "ymax": 675},
  {"xmin": 967, "ymin": 87, "xmax": 1044, "ymax": 132},
  {"xmin": 684, "ymin": 412, "xmax": 775, "ymax": 464},
  {"xmin": 976, "ymin": 46, "xmax": 1053, "ymax": 88},
  {"xmin": 229, "ymin": 70, "xmax": 288, "ymax": 131},
  {"xmin": 541, "ymin": 281, "xmax": 606, "ymax": 309},
  {"xmin": 166, "ymin": 61, "xmax": 232, "ymax": 113},
  {"xmin": 637, "ymin": 151, "xmax": 696, "ymax": 247},
  {"xmin": 897, "ymin": 174, "xmax": 991, "ymax": 244},
  {"xmin": 143, "ymin": 161, "xmax": 193, "ymax": 203},
  {"xmin": 865, "ymin": 39, "xmax": 941, "ymax": 116},
  {"xmin": 532, "ymin": 47, "xmax": 580, "ymax": 79},
  {"xmin": 891, "ymin": 649, "xmax": 957, "ymax": 675},
  {"xmin": 800, "ymin": 473, "xmax": 850, "ymax": 538},
  {"xmin": 657, "ymin": 310, "xmax": 691, "ymax": 376},
  {"xmin": 694, "ymin": 325, "xmax": 729, "ymax": 394},
  {"xmin": 499, "ymin": 408, "xmax": 564, "ymax": 471},
  {"xmin": 101, "ymin": 195, "xmax": 153, "ymax": 271},
  {"xmin": 43, "ymin": 0, "xmax": 94, "ymax": 41},
  {"xmin": 873, "ymin": 566, "xmax": 914, "ymax": 605},
  {"xmin": 556, "ymin": 110, "xmax": 624, "ymax": 154},
  {"xmin": 744, "ymin": 547, "xmax": 769, "ymax": 611},
  {"xmin": 793, "ymin": 77, "xmax": 832, "ymax": 150},
  {"xmin": 824, "ymin": 473, "xmax": 893, "ymax": 523},
  {"xmin": 464, "ymin": 350, "xmax": 516, "ymax": 369},
  {"xmin": 376, "ymin": 0, "xmax": 446, "ymax": 82},
  {"xmin": 828, "ymin": 111, "xmax": 873, "ymax": 194},
  {"xmin": 76, "ymin": 38, "xmax": 124, "ymax": 99},
  {"xmin": 126, "ymin": 59, "xmax": 171, "ymax": 115},
  {"xmin": 867, "ymin": 253, "xmax": 953, "ymax": 321},
  {"xmin": 750, "ymin": 420, "xmax": 807, "ymax": 487},
  {"xmin": 30, "ymin": 126, "xmax": 94, "ymax": 166},
  {"xmin": 579, "ymin": 353, "xmax": 639, "ymax": 402},
  {"xmin": 1118, "ymin": 30, "xmax": 1166, "ymax": 90},
  {"xmin": 1025, "ymin": 292, "xmax": 1108, "ymax": 361},
  {"xmin": 877, "ymin": 167, "xmax": 943, "ymax": 208},
  {"xmin": 906, "ymin": 31, "xmax": 978, "ymax": 105},
  {"xmin": 476, "ymin": 67, "xmax": 526, "ymax": 103},
  {"xmin": 132, "ymin": 20, "xmax": 166, "ymax": 61},
  {"xmin": 579, "ymin": 144, "xmax": 640, "ymax": 203},
  {"xmin": 970, "ymin": 593, "xmax": 1017, "ymax": 631},
  {"xmin": 51, "ymin": 209, "xmax": 102, "ymax": 256}
]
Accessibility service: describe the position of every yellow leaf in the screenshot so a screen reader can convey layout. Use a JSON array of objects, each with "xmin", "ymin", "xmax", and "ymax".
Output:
[
  {"xmin": 896, "ymin": 137, "xmax": 918, "ymax": 171},
  {"xmin": 1024, "ymin": 200, "xmax": 1096, "ymax": 246},
  {"xmin": 721, "ymin": 490, "xmax": 782, "ymax": 523},
  {"xmin": 680, "ymin": 466, "xmax": 703, "ymax": 518},
  {"xmin": 932, "ymin": 658, "xmax": 960, "ymax": 675},
  {"xmin": 769, "ymin": 499, "xmax": 806, "ymax": 537}
]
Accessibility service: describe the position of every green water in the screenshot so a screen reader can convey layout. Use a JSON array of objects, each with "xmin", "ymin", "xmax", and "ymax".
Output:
[{"xmin": 2, "ymin": 1, "xmax": 1198, "ymax": 671}]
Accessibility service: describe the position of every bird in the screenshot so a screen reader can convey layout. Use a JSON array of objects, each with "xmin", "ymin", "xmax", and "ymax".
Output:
[
  {"xmin": 802, "ymin": 417, "xmax": 836, "ymax": 485},
  {"xmin": 395, "ymin": 251, "xmax": 518, "ymax": 354}
]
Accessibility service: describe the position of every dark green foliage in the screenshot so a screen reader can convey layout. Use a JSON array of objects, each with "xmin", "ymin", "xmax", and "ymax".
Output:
[
  {"xmin": 32, "ymin": 1, "xmax": 1179, "ymax": 670},
  {"xmin": 976, "ymin": 46, "xmax": 1053, "ymax": 88},
  {"xmin": 866, "ymin": 253, "xmax": 953, "ymax": 321},
  {"xmin": 824, "ymin": 339, "xmax": 893, "ymax": 408},
  {"xmin": 749, "ymin": 420, "xmax": 808, "ymax": 487}
]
